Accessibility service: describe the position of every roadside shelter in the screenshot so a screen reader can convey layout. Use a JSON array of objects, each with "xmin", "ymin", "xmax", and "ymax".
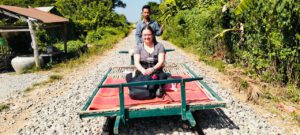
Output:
[{"xmin": 0, "ymin": 5, "xmax": 69, "ymax": 68}]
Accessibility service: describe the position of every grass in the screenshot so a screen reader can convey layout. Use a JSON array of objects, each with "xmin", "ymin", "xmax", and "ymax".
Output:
[
  {"xmin": 240, "ymin": 80, "xmax": 249, "ymax": 91},
  {"xmin": 261, "ymin": 84, "xmax": 300, "ymax": 104},
  {"xmin": 18, "ymin": 66, "xmax": 41, "ymax": 74},
  {"xmin": 24, "ymin": 87, "xmax": 35, "ymax": 92},
  {"xmin": 0, "ymin": 103, "xmax": 9, "ymax": 112},
  {"xmin": 25, "ymin": 74, "xmax": 63, "ymax": 93},
  {"xmin": 264, "ymin": 101, "xmax": 300, "ymax": 125},
  {"xmin": 291, "ymin": 112, "xmax": 300, "ymax": 125},
  {"xmin": 260, "ymin": 85, "xmax": 300, "ymax": 125},
  {"xmin": 284, "ymin": 84, "xmax": 300, "ymax": 103},
  {"xmin": 261, "ymin": 90, "xmax": 280, "ymax": 102},
  {"xmin": 198, "ymin": 55, "xmax": 225, "ymax": 72},
  {"xmin": 49, "ymin": 74, "xmax": 63, "ymax": 81}
]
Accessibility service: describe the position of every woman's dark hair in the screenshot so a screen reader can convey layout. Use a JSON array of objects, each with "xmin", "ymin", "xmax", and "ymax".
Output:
[{"xmin": 141, "ymin": 25, "xmax": 157, "ymax": 44}]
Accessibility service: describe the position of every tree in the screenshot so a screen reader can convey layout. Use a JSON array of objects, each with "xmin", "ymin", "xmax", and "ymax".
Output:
[
  {"xmin": 0, "ymin": 0, "xmax": 55, "ymax": 7},
  {"xmin": 234, "ymin": 0, "xmax": 254, "ymax": 15},
  {"xmin": 112, "ymin": 0, "xmax": 126, "ymax": 8},
  {"xmin": 147, "ymin": 2, "xmax": 161, "ymax": 23},
  {"xmin": 55, "ymin": 0, "xmax": 127, "ymax": 37},
  {"xmin": 159, "ymin": 0, "xmax": 198, "ymax": 23}
]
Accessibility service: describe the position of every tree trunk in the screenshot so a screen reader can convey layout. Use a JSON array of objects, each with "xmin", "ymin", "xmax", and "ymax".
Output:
[{"xmin": 27, "ymin": 18, "xmax": 40, "ymax": 68}]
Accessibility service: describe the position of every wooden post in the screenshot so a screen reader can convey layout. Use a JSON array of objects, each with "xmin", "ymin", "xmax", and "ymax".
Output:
[
  {"xmin": 63, "ymin": 22, "xmax": 67, "ymax": 54},
  {"xmin": 27, "ymin": 18, "xmax": 41, "ymax": 68}
]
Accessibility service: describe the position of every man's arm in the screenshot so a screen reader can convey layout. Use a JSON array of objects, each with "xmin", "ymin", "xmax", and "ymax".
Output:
[
  {"xmin": 135, "ymin": 22, "xmax": 142, "ymax": 44},
  {"xmin": 153, "ymin": 21, "xmax": 163, "ymax": 36}
]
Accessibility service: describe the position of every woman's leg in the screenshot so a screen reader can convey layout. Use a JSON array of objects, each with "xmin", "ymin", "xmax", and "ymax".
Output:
[
  {"xmin": 125, "ymin": 73, "xmax": 133, "ymax": 82},
  {"xmin": 155, "ymin": 71, "xmax": 167, "ymax": 97}
]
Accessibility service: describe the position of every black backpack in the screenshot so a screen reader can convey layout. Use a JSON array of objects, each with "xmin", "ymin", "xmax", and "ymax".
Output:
[{"xmin": 125, "ymin": 73, "xmax": 159, "ymax": 100}]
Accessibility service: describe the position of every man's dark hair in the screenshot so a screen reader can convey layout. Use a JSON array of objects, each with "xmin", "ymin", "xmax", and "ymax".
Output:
[{"xmin": 142, "ymin": 5, "xmax": 151, "ymax": 11}]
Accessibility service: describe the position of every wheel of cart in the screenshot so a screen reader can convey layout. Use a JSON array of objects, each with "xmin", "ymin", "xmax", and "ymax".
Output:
[{"xmin": 79, "ymin": 50, "xmax": 226, "ymax": 134}]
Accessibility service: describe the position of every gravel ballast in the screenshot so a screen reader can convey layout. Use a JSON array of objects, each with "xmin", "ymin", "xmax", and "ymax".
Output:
[
  {"xmin": 0, "ymin": 30, "xmax": 298, "ymax": 134},
  {"xmin": 0, "ymin": 72, "xmax": 50, "ymax": 101}
]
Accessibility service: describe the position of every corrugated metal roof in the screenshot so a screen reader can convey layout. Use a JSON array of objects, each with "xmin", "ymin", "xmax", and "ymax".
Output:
[{"xmin": 0, "ymin": 5, "xmax": 68, "ymax": 23}]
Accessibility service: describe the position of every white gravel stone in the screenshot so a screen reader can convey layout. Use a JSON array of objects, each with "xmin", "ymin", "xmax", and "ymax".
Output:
[{"xmin": 0, "ymin": 72, "xmax": 50, "ymax": 101}]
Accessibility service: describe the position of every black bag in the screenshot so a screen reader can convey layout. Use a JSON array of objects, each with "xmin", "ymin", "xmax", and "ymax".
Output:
[{"xmin": 126, "ymin": 72, "xmax": 159, "ymax": 100}]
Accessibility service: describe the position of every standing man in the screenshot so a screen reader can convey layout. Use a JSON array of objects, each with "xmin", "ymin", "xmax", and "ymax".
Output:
[{"xmin": 135, "ymin": 5, "xmax": 163, "ymax": 45}]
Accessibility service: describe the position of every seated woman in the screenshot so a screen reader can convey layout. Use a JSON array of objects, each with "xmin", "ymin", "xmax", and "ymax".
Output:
[{"xmin": 126, "ymin": 25, "xmax": 167, "ymax": 99}]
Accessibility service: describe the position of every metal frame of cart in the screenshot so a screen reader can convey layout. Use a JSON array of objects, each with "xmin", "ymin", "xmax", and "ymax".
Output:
[{"xmin": 79, "ymin": 63, "xmax": 226, "ymax": 134}]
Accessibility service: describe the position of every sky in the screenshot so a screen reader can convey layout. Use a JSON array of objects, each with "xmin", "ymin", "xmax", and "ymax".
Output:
[{"xmin": 115, "ymin": 0, "xmax": 161, "ymax": 23}]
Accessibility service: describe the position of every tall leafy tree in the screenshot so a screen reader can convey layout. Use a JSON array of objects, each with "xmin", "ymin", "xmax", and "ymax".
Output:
[
  {"xmin": 234, "ymin": 0, "xmax": 254, "ymax": 15},
  {"xmin": 159, "ymin": 0, "xmax": 198, "ymax": 23},
  {"xmin": 161, "ymin": 0, "xmax": 300, "ymax": 87},
  {"xmin": 112, "ymin": 0, "xmax": 126, "ymax": 8},
  {"xmin": 55, "ymin": 0, "xmax": 127, "ymax": 37},
  {"xmin": 0, "ymin": 0, "xmax": 55, "ymax": 7},
  {"xmin": 147, "ymin": 2, "xmax": 161, "ymax": 23}
]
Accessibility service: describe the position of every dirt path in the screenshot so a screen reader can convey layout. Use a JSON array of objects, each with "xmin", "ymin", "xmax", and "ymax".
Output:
[{"xmin": 0, "ymin": 30, "xmax": 298, "ymax": 135}]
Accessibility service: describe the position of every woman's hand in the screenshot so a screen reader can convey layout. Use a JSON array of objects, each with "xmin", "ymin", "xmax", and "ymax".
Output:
[
  {"xmin": 141, "ymin": 69, "xmax": 147, "ymax": 75},
  {"xmin": 144, "ymin": 68, "xmax": 155, "ymax": 75}
]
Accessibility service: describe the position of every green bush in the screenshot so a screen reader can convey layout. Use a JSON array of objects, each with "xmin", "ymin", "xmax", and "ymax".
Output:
[
  {"xmin": 160, "ymin": 0, "xmax": 300, "ymax": 87},
  {"xmin": 86, "ymin": 27, "xmax": 123, "ymax": 44},
  {"xmin": 54, "ymin": 40, "xmax": 85, "ymax": 56},
  {"xmin": 163, "ymin": 3, "xmax": 223, "ymax": 55},
  {"xmin": 285, "ymin": 84, "xmax": 300, "ymax": 103},
  {"xmin": 36, "ymin": 28, "xmax": 62, "ymax": 52},
  {"xmin": 85, "ymin": 27, "xmax": 124, "ymax": 43}
]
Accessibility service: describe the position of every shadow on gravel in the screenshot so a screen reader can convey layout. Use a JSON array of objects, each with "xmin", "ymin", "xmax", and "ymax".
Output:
[
  {"xmin": 194, "ymin": 108, "xmax": 239, "ymax": 130},
  {"xmin": 100, "ymin": 108, "xmax": 238, "ymax": 135},
  {"xmin": 102, "ymin": 115, "xmax": 196, "ymax": 135}
]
